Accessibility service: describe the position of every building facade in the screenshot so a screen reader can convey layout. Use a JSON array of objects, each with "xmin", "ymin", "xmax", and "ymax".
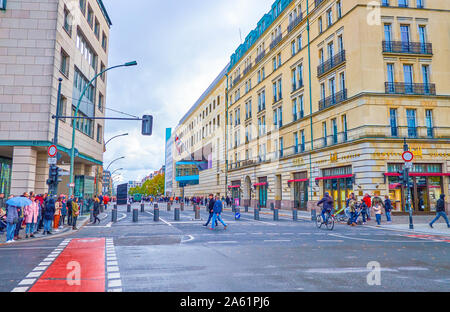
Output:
[
  {"xmin": 225, "ymin": 0, "xmax": 450, "ymax": 214},
  {"xmin": 171, "ymin": 66, "xmax": 228, "ymax": 199},
  {"xmin": 0, "ymin": 0, "xmax": 112, "ymax": 197}
]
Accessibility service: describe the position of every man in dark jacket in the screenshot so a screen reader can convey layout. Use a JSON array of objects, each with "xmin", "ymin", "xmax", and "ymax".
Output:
[
  {"xmin": 43, "ymin": 197, "xmax": 56, "ymax": 235},
  {"xmin": 317, "ymin": 193, "xmax": 334, "ymax": 224},
  {"xmin": 67, "ymin": 195, "xmax": 73, "ymax": 226},
  {"xmin": 92, "ymin": 196, "xmax": 101, "ymax": 225},
  {"xmin": 430, "ymin": 194, "xmax": 449, "ymax": 228},
  {"xmin": 210, "ymin": 196, "xmax": 227, "ymax": 230},
  {"xmin": 384, "ymin": 195, "xmax": 393, "ymax": 222},
  {"xmin": 203, "ymin": 194, "xmax": 218, "ymax": 227}
]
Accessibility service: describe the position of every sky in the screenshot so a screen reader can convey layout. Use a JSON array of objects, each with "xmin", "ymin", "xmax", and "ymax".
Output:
[{"xmin": 102, "ymin": 0, "xmax": 274, "ymax": 184}]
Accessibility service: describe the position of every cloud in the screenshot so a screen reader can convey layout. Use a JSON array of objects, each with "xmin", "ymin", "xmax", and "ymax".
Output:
[{"xmin": 102, "ymin": 0, "xmax": 274, "ymax": 182}]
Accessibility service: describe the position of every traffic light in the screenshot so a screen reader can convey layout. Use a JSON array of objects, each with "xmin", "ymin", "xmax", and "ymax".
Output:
[
  {"xmin": 47, "ymin": 165, "xmax": 62, "ymax": 185},
  {"xmin": 398, "ymin": 170, "xmax": 412, "ymax": 188},
  {"xmin": 142, "ymin": 115, "xmax": 153, "ymax": 136}
]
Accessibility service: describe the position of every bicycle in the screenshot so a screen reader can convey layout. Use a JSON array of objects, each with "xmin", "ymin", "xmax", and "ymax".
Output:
[{"xmin": 315, "ymin": 210, "xmax": 335, "ymax": 231}]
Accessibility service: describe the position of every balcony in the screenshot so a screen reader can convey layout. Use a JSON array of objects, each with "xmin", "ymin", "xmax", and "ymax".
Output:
[
  {"xmin": 243, "ymin": 64, "xmax": 253, "ymax": 76},
  {"xmin": 288, "ymin": 13, "xmax": 303, "ymax": 33},
  {"xmin": 315, "ymin": 0, "xmax": 325, "ymax": 8},
  {"xmin": 255, "ymin": 50, "xmax": 266, "ymax": 65},
  {"xmin": 382, "ymin": 41, "xmax": 432, "ymax": 55},
  {"xmin": 385, "ymin": 82, "xmax": 436, "ymax": 95},
  {"xmin": 319, "ymin": 89, "xmax": 347, "ymax": 111},
  {"xmin": 232, "ymin": 74, "xmax": 241, "ymax": 86},
  {"xmin": 317, "ymin": 50, "xmax": 346, "ymax": 77},
  {"xmin": 270, "ymin": 34, "xmax": 282, "ymax": 50}
]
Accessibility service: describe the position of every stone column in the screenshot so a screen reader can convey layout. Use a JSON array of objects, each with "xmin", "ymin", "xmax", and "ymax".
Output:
[
  {"xmin": 10, "ymin": 146, "xmax": 37, "ymax": 196},
  {"xmin": 35, "ymin": 152, "xmax": 49, "ymax": 195}
]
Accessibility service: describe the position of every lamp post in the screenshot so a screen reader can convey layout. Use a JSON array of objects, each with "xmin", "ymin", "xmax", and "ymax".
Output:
[
  {"xmin": 68, "ymin": 61, "xmax": 137, "ymax": 197},
  {"xmin": 110, "ymin": 168, "xmax": 123, "ymax": 176},
  {"xmin": 105, "ymin": 156, "xmax": 125, "ymax": 172},
  {"xmin": 105, "ymin": 133, "xmax": 129, "ymax": 146}
]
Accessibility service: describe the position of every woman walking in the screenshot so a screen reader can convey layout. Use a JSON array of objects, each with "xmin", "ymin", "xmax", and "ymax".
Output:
[
  {"xmin": 92, "ymin": 196, "xmax": 101, "ymax": 225},
  {"xmin": 5, "ymin": 197, "xmax": 18, "ymax": 243},
  {"xmin": 53, "ymin": 197, "xmax": 62, "ymax": 231}
]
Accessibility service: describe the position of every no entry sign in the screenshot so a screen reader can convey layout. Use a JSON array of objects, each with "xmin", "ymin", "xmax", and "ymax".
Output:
[
  {"xmin": 48, "ymin": 145, "xmax": 58, "ymax": 158},
  {"xmin": 402, "ymin": 151, "xmax": 414, "ymax": 162}
]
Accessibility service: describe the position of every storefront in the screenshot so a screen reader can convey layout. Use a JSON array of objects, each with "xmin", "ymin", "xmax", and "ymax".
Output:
[
  {"xmin": 0, "ymin": 157, "xmax": 12, "ymax": 197},
  {"xmin": 255, "ymin": 177, "xmax": 268, "ymax": 208},
  {"xmin": 289, "ymin": 172, "xmax": 308, "ymax": 211},
  {"xmin": 229, "ymin": 180, "xmax": 241, "ymax": 206},
  {"xmin": 318, "ymin": 166, "xmax": 354, "ymax": 211},
  {"xmin": 385, "ymin": 163, "xmax": 447, "ymax": 213}
]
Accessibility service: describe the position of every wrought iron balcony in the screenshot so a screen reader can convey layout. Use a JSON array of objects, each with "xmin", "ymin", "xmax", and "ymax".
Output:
[
  {"xmin": 319, "ymin": 89, "xmax": 347, "ymax": 111},
  {"xmin": 288, "ymin": 13, "xmax": 303, "ymax": 33},
  {"xmin": 317, "ymin": 50, "xmax": 346, "ymax": 77},
  {"xmin": 382, "ymin": 41, "xmax": 432, "ymax": 55},
  {"xmin": 270, "ymin": 34, "xmax": 283, "ymax": 50},
  {"xmin": 255, "ymin": 50, "xmax": 266, "ymax": 65},
  {"xmin": 243, "ymin": 64, "xmax": 253, "ymax": 76},
  {"xmin": 385, "ymin": 82, "xmax": 436, "ymax": 95},
  {"xmin": 232, "ymin": 74, "xmax": 241, "ymax": 86}
]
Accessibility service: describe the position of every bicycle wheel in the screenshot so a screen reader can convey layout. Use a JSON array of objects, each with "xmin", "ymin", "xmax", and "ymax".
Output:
[
  {"xmin": 326, "ymin": 216, "xmax": 335, "ymax": 231},
  {"xmin": 315, "ymin": 215, "xmax": 323, "ymax": 229}
]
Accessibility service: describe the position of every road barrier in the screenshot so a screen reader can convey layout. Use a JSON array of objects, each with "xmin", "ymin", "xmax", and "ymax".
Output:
[
  {"xmin": 235, "ymin": 207, "xmax": 241, "ymax": 220},
  {"xmin": 154, "ymin": 206, "xmax": 159, "ymax": 222},
  {"xmin": 194, "ymin": 205, "xmax": 201, "ymax": 220},
  {"xmin": 293, "ymin": 209, "xmax": 298, "ymax": 221},
  {"xmin": 273, "ymin": 208, "xmax": 279, "ymax": 221},
  {"xmin": 112, "ymin": 208, "xmax": 117, "ymax": 222},
  {"xmin": 141, "ymin": 203, "xmax": 145, "ymax": 213},
  {"xmin": 174, "ymin": 207, "xmax": 180, "ymax": 221},
  {"xmin": 133, "ymin": 208, "xmax": 138, "ymax": 222},
  {"xmin": 127, "ymin": 204, "xmax": 131, "ymax": 213}
]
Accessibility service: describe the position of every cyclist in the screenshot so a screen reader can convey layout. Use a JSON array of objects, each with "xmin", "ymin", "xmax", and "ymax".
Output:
[{"xmin": 317, "ymin": 193, "xmax": 334, "ymax": 224}]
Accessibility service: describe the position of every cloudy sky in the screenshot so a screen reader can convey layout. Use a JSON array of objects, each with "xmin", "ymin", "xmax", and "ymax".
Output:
[{"xmin": 102, "ymin": 0, "xmax": 274, "ymax": 184}]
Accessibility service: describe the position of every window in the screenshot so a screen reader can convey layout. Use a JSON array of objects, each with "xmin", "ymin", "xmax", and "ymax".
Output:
[
  {"xmin": 294, "ymin": 132, "xmax": 299, "ymax": 153},
  {"xmin": 337, "ymin": 1, "xmax": 342, "ymax": 19},
  {"xmin": 342, "ymin": 114, "xmax": 348, "ymax": 142},
  {"xmin": 300, "ymin": 130, "xmax": 305, "ymax": 152},
  {"xmin": 292, "ymin": 67, "xmax": 297, "ymax": 91},
  {"xmin": 273, "ymin": 57, "xmax": 277, "ymax": 71},
  {"xmin": 400, "ymin": 25, "xmax": 410, "ymax": 44},
  {"xmin": 332, "ymin": 119, "xmax": 338, "ymax": 144},
  {"xmin": 58, "ymin": 95, "xmax": 67, "ymax": 122},
  {"xmin": 87, "ymin": 5, "xmax": 94, "ymax": 28},
  {"xmin": 292, "ymin": 98, "xmax": 298, "ymax": 121},
  {"xmin": 98, "ymin": 92, "xmax": 104, "ymax": 112},
  {"xmin": 297, "ymin": 64, "xmax": 304, "ymax": 87},
  {"xmin": 382, "ymin": 0, "xmax": 389, "ymax": 6},
  {"xmin": 97, "ymin": 124, "xmax": 103, "ymax": 143},
  {"xmin": 79, "ymin": 0, "xmax": 86, "ymax": 15},
  {"xmin": 417, "ymin": 0, "xmax": 424, "ymax": 8},
  {"xmin": 328, "ymin": 42, "xmax": 334, "ymax": 59},
  {"xmin": 299, "ymin": 95, "xmax": 304, "ymax": 118},
  {"xmin": 327, "ymin": 9, "xmax": 333, "ymax": 27},
  {"xmin": 63, "ymin": 7, "xmax": 72, "ymax": 35},
  {"xmin": 422, "ymin": 65, "xmax": 431, "ymax": 93},
  {"xmin": 418, "ymin": 25, "xmax": 427, "ymax": 52},
  {"xmin": 274, "ymin": 107, "xmax": 283, "ymax": 129},
  {"xmin": 329, "ymin": 77, "xmax": 336, "ymax": 97},
  {"xmin": 291, "ymin": 41, "xmax": 296, "ymax": 56},
  {"xmin": 297, "ymin": 35, "xmax": 302, "ymax": 51},
  {"xmin": 319, "ymin": 48, "xmax": 324, "ymax": 64},
  {"xmin": 100, "ymin": 62, "xmax": 106, "ymax": 81},
  {"xmin": 398, "ymin": 0, "xmax": 409, "ymax": 7},
  {"xmin": 403, "ymin": 64, "xmax": 414, "ymax": 93},
  {"xmin": 406, "ymin": 109, "xmax": 417, "ymax": 138},
  {"xmin": 425, "ymin": 110, "xmax": 433, "ymax": 138},
  {"xmin": 60, "ymin": 49, "xmax": 69, "ymax": 77},
  {"xmin": 318, "ymin": 17, "xmax": 323, "ymax": 34},
  {"xmin": 273, "ymin": 78, "xmax": 282, "ymax": 102},
  {"xmin": 323, "ymin": 122, "xmax": 328, "ymax": 147},
  {"xmin": 102, "ymin": 32, "xmax": 108, "ymax": 52},
  {"xmin": 94, "ymin": 18, "xmax": 100, "ymax": 39},
  {"xmin": 320, "ymin": 83, "xmax": 326, "ymax": 100},
  {"xmin": 279, "ymin": 137, "xmax": 284, "ymax": 157},
  {"xmin": 337, "ymin": 35, "xmax": 344, "ymax": 52},
  {"xmin": 277, "ymin": 53, "xmax": 281, "ymax": 68},
  {"xmin": 76, "ymin": 32, "xmax": 97, "ymax": 70}
]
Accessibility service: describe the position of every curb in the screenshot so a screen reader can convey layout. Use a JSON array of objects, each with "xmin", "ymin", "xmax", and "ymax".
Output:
[
  {"xmin": 0, "ymin": 215, "xmax": 91, "ymax": 247},
  {"xmin": 364, "ymin": 224, "xmax": 450, "ymax": 238}
]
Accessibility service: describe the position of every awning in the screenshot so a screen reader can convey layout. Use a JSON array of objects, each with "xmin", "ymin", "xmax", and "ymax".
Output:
[
  {"xmin": 253, "ymin": 182, "xmax": 268, "ymax": 186},
  {"xmin": 315, "ymin": 174, "xmax": 354, "ymax": 181},
  {"xmin": 384, "ymin": 172, "xmax": 450, "ymax": 177},
  {"xmin": 228, "ymin": 185, "xmax": 241, "ymax": 189},
  {"xmin": 287, "ymin": 179, "xmax": 309, "ymax": 183}
]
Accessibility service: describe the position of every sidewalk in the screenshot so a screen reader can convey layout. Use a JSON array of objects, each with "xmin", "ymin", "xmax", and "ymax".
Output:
[{"xmin": 0, "ymin": 214, "xmax": 90, "ymax": 246}]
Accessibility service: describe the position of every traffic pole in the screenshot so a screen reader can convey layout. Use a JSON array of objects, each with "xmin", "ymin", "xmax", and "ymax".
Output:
[
  {"xmin": 273, "ymin": 208, "xmax": 279, "ymax": 221},
  {"xmin": 293, "ymin": 208, "xmax": 298, "ymax": 221},
  {"xmin": 174, "ymin": 207, "xmax": 180, "ymax": 221},
  {"xmin": 127, "ymin": 204, "xmax": 131, "ymax": 213}
]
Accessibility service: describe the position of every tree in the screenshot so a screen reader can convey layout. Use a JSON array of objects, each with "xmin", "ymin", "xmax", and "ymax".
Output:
[{"xmin": 141, "ymin": 174, "xmax": 165, "ymax": 196}]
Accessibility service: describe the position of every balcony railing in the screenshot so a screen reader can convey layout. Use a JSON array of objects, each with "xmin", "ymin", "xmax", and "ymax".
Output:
[
  {"xmin": 243, "ymin": 64, "xmax": 253, "ymax": 76},
  {"xmin": 319, "ymin": 89, "xmax": 347, "ymax": 111},
  {"xmin": 270, "ymin": 34, "xmax": 283, "ymax": 50},
  {"xmin": 385, "ymin": 82, "xmax": 436, "ymax": 95},
  {"xmin": 233, "ymin": 74, "xmax": 241, "ymax": 86},
  {"xmin": 317, "ymin": 50, "xmax": 346, "ymax": 77},
  {"xmin": 255, "ymin": 50, "xmax": 266, "ymax": 65},
  {"xmin": 288, "ymin": 13, "xmax": 303, "ymax": 33},
  {"xmin": 315, "ymin": 0, "xmax": 325, "ymax": 8},
  {"xmin": 382, "ymin": 41, "xmax": 432, "ymax": 55}
]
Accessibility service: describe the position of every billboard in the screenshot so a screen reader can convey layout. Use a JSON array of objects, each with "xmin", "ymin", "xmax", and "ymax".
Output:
[{"xmin": 117, "ymin": 183, "xmax": 128, "ymax": 205}]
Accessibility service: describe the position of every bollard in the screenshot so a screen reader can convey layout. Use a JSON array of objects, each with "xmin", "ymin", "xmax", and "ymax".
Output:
[
  {"xmin": 245, "ymin": 205, "xmax": 249, "ymax": 213},
  {"xmin": 154, "ymin": 207, "xmax": 160, "ymax": 222},
  {"xmin": 270, "ymin": 202, "xmax": 275, "ymax": 211},
  {"xmin": 311, "ymin": 208, "xmax": 317, "ymax": 221},
  {"xmin": 114, "ymin": 204, "xmax": 117, "ymax": 210},
  {"xmin": 141, "ymin": 203, "xmax": 145, "ymax": 213},
  {"xmin": 127, "ymin": 204, "xmax": 131, "ymax": 213},
  {"xmin": 167, "ymin": 202, "xmax": 171, "ymax": 211},
  {"xmin": 232, "ymin": 204, "xmax": 236, "ymax": 213},
  {"xmin": 133, "ymin": 208, "xmax": 139, "ymax": 222},
  {"xmin": 174, "ymin": 207, "xmax": 180, "ymax": 221},
  {"xmin": 90, "ymin": 209, "xmax": 94, "ymax": 223},
  {"xmin": 235, "ymin": 207, "xmax": 241, "ymax": 220},
  {"xmin": 112, "ymin": 208, "xmax": 117, "ymax": 223},
  {"xmin": 194, "ymin": 205, "xmax": 201, "ymax": 220},
  {"xmin": 293, "ymin": 209, "xmax": 298, "ymax": 221},
  {"xmin": 274, "ymin": 208, "xmax": 279, "ymax": 221},
  {"xmin": 254, "ymin": 207, "xmax": 260, "ymax": 220},
  {"xmin": 180, "ymin": 203, "xmax": 184, "ymax": 211}
]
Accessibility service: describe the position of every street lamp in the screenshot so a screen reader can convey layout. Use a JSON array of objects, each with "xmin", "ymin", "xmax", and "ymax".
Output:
[
  {"xmin": 105, "ymin": 133, "xmax": 129, "ymax": 146},
  {"xmin": 106, "ymin": 156, "xmax": 125, "ymax": 172},
  {"xmin": 68, "ymin": 61, "xmax": 138, "ymax": 197},
  {"xmin": 110, "ymin": 168, "xmax": 123, "ymax": 176}
]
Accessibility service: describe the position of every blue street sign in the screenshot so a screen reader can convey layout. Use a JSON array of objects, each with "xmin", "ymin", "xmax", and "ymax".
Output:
[{"xmin": 235, "ymin": 213, "xmax": 241, "ymax": 220}]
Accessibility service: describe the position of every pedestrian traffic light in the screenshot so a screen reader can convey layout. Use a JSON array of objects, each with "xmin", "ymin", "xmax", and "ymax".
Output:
[{"xmin": 142, "ymin": 115, "xmax": 153, "ymax": 136}]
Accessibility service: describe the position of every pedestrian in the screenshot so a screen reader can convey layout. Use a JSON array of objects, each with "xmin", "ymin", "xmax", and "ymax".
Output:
[
  {"xmin": 0, "ymin": 206, "xmax": 6, "ymax": 234},
  {"xmin": 92, "ymin": 196, "xmax": 101, "ymax": 225},
  {"xmin": 67, "ymin": 195, "xmax": 73, "ymax": 226},
  {"xmin": 14, "ymin": 193, "xmax": 28, "ymax": 240},
  {"xmin": 60, "ymin": 196, "xmax": 67, "ymax": 227},
  {"xmin": 43, "ymin": 197, "xmax": 55, "ymax": 235},
  {"xmin": 363, "ymin": 193, "xmax": 372, "ymax": 220},
  {"xmin": 72, "ymin": 198, "xmax": 80, "ymax": 230},
  {"xmin": 210, "ymin": 196, "xmax": 227, "ymax": 230},
  {"xmin": 348, "ymin": 196, "xmax": 357, "ymax": 226},
  {"xmin": 24, "ymin": 195, "xmax": 38, "ymax": 238},
  {"xmin": 429, "ymin": 194, "xmax": 450, "ymax": 228},
  {"xmin": 5, "ymin": 196, "xmax": 18, "ymax": 243},
  {"xmin": 0, "ymin": 193, "xmax": 5, "ymax": 210},
  {"xmin": 373, "ymin": 197, "xmax": 383, "ymax": 226},
  {"xmin": 203, "ymin": 194, "xmax": 218, "ymax": 227},
  {"xmin": 359, "ymin": 199, "xmax": 368, "ymax": 225},
  {"xmin": 345, "ymin": 193, "xmax": 355, "ymax": 220},
  {"xmin": 384, "ymin": 195, "xmax": 393, "ymax": 223},
  {"xmin": 54, "ymin": 197, "xmax": 62, "ymax": 231}
]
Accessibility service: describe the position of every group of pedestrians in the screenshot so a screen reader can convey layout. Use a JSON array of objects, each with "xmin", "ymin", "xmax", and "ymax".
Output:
[
  {"xmin": 345, "ymin": 193, "xmax": 393, "ymax": 226},
  {"xmin": 203, "ymin": 194, "xmax": 227, "ymax": 230},
  {"xmin": 0, "ymin": 192, "xmax": 82, "ymax": 244}
]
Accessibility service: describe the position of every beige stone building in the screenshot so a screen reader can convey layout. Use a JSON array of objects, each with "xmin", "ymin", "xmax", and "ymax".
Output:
[
  {"xmin": 0, "ymin": 0, "xmax": 112, "ymax": 197},
  {"xmin": 172, "ymin": 0, "xmax": 450, "ymax": 214}
]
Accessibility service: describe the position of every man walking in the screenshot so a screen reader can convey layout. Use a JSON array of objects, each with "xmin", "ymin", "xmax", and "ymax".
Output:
[
  {"xmin": 210, "ymin": 196, "xmax": 227, "ymax": 230},
  {"xmin": 430, "ymin": 194, "xmax": 450, "ymax": 228},
  {"xmin": 203, "ymin": 194, "xmax": 218, "ymax": 227},
  {"xmin": 384, "ymin": 195, "xmax": 393, "ymax": 223}
]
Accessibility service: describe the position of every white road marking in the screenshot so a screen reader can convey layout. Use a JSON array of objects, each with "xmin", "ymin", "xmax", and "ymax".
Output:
[
  {"xmin": 329, "ymin": 233, "xmax": 444, "ymax": 243},
  {"xmin": 105, "ymin": 238, "xmax": 123, "ymax": 292},
  {"xmin": 108, "ymin": 272, "xmax": 121, "ymax": 279},
  {"xmin": 108, "ymin": 280, "xmax": 122, "ymax": 288},
  {"xmin": 207, "ymin": 241, "xmax": 238, "ymax": 244},
  {"xmin": 317, "ymin": 240, "xmax": 344, "ymax": 243},
  {"xmin": 264, "ymin": 240, "xmax": 291, "ymax": 242},
  {"xmin": 181, "ymin": 235, "xmax": 195, "ymax": 243},
  {"xmin": 26, "ymin": 271, "xmax": 43, "ymax": 278},
  {"xmin": 18, "ymin": 279, "xmax": 36, "ymax": 286},
  {"xmin": 11, "ymin": 287, "xmax": 29, "ymax": 292}
]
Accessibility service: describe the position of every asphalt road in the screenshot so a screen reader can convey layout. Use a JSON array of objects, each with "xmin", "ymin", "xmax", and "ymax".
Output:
[{"xmin": 0, "ymin": 203, "xmax": 449, "ymax": 292}]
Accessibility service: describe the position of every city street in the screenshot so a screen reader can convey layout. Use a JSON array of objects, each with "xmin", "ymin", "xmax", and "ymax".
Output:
[{"xmin": 0, "ymin": 203, "xmax": 449, "ymax": 292}]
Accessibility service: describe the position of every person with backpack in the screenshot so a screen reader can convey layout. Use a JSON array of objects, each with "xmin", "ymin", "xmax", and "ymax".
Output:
[
  {"xmin": 317, "ymin": 193, "xmax": 334, "ymax": 225},
  {"xmin": 430, "ymin": 194, "xmax": 450, "ymax": 228},
  {"xmin": 43, "ymin": 197, "xmax": 55, "ymax": 235},
  {"xmin": 384, "ymin": 195, "xmax": 393, "ymax": 223}
]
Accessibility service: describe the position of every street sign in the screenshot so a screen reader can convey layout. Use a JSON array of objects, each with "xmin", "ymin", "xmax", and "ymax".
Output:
[
  {"xmin": 405, "ymin": 162, "xmax": 413, "ymax": 169},
  {"xmin": 48, "ymin": 145, "xmax": 57, "ymax": 158},
  {"xmin": 69, "ymin": 183, "xmax": 75, "ymax": 188},
  {"xmin": 402, "ymin": 151, "xmax": 414, "ymax": 162},
  {"xmin": 48, "ymin": 157, "xmax": 57, "ymax": 165},
  {"xmin": 235, "ymin": 212, "xmax": 241, "ymax": 220}
]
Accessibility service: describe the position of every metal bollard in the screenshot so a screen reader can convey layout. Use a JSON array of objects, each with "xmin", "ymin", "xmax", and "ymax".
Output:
[
  {"xmin": 270, "ymin": 202, "xmax": 275, "ymax": 211},
  {"xmin": 194, "ymin": 205, "xmax": 201, "ymax": 220},
  {"xmin": 133, "ymin": 208, "xmax": 138, "ymax": 222},
  {"xmin": 245, "ymin": 205, "xmax": 249, "ymax": 213},
  {"xmin": 127, "ymin": 204, "xmax": 131, "ymax": 213},
  {"xmin": 112, "ymin": 208, "xmax": 117, "ymax": 222},
  {"xmin": 254, "ymin": 207, "xmax": 260, "ymax": 220},
  {"xmin": 167, "ymin": 202, "xmax": 171, "ymax": 211},
  {"xmin": 154, "ymin": 207, "xmax": 159, "ymax": 222},
  {"xmin": 174, "ymin": 207, "xmax": 180, "ymax": 221},
  {"xmin": 180, "ymin": 203, "xmax": 184, "ymax": 211},
  {"xmin": 311, "ymin": 208, "xmax": 317, "ymax": 221},
  {"xmin": 232, "ymin": 204, "xmax": 236, "ymax": 213},
  {"xmin": 293, "ymin": 209, "xmax": 298, "ymax": 221},
  {"xmin": 141, "ymin": 203, "xmax": 145, "ymax": 213},
  {"xmin": 274, "ymin": 208, "xmax": 279, "ymax": 221}
]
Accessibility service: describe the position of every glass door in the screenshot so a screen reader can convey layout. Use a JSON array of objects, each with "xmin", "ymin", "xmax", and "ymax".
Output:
[
  {"xmin": 415, "ymin": 176, "xmax": 428, "ymax": 212},
  {"xmin": 428, "ymin": 177, "xmax": 442, "ymax": 212},
  {"xmin": 332, "ymin": 179, "xmax": 339, "ymax": 211},
  {"xmin": 259, "ymin": 185, "xmax": 267, "ymax": 208}
]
